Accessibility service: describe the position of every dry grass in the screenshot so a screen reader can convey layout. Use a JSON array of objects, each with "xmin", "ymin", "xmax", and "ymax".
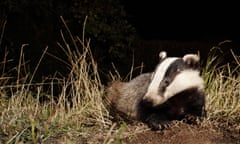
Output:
[
  {"xmin": 0, "ymin": 19, "xmax": 240, "ymax": 143},
  {"xmin": 0, "ymin": 17, "xmax": 112, "ymax": 144},
  {"xmin": 203, "ymin": 44, "xmax": 240, "ymax": 122}
]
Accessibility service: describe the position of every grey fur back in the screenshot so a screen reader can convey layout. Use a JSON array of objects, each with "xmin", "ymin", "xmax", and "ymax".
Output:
[{"xmin": 105, "ymin": 73, "xmax": 152, "ymax": 119}]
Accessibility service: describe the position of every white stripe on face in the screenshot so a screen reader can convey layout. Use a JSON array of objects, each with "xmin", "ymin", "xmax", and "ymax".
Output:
[
  {"xmin": 144, "ymin": 69, "xmax": 204, "ymax": 106},
  {"xmin": 146, "ymin": 57, "xmax": 178, "ymax": 96},
  {"xmin": 163, "ymin": 70, "xmax": 204, "ymax": 99}
]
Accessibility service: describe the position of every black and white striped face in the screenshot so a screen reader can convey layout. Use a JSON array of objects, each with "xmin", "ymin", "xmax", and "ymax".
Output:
[{"xmin": 143, "ymin": 51, "xmax": 204, "ymax": 107}]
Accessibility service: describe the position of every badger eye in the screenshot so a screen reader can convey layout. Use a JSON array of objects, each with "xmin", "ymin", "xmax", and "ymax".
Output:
[{"xmin": 164, "ymin": 79, "xmax": 170, "ymax": 86}]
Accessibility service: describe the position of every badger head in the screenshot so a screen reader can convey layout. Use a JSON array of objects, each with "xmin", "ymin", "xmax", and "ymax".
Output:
[{"xmin": 143, "ymin": 51, "xmax": 204, "ymax": 107}]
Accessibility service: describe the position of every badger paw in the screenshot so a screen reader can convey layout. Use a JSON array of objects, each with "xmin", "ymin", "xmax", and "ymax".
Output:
[
  {"xmin": 149, "ymin": 121, "xmax": 171, "ymax": 130},
  {"xmin": 183, "ymin": 114, "xmax": 198, "ymax": 124},
  {"xmin": 145, "ymin": 115, "xmax": 171, "ymax": 130}
]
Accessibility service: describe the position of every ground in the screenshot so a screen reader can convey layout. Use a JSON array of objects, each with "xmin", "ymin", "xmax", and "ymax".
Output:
[
  {"xmin": 123, "ymin": 121, "xmax": 240, "ymax": 144},
  {"xmin": 86, "ymin": 119, "xmax": 240, "ymax": 144},
  {"xmin": 43, "ymin": 119, "xmax": 240, "ymax": 144}
]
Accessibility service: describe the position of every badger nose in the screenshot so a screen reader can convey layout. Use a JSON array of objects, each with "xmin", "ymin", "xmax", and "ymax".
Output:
[{"xmin": 142, "ymin": 98, "xmax": 153, "ymax": 107}]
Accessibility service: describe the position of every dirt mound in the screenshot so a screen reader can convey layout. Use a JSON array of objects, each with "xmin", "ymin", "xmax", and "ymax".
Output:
[
  {"xmin": 45, "ymin": 120, "xmax": 240, "ymax": 144},
  {"xmin": 123, "ymin": 121, "xmax": 240, "ymax": 144}
]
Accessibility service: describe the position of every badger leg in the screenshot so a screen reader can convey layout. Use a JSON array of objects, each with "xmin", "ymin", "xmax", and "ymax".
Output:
[{"xmin": 144, "ymin": 113, "xmax": 172, "ymax": 130}]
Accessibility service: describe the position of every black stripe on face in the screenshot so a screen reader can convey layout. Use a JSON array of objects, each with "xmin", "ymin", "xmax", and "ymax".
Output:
[
  {"xmin": 165, "ymin": 59, "xmax": 187, "ymax": 77},
  {"xmin": 158, "ymin": 59, "xmax": 187, "ymax": 94}
]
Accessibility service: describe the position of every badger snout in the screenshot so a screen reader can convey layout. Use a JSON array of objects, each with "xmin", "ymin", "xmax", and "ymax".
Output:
[{"xmin": 142, "ymin": 97, "xmax": 154, "ymax": 107}]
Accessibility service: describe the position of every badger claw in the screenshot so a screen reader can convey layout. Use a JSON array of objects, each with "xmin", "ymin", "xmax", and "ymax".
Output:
[
  {"xmin": 148, "ymin": 120, "xmax": 172, "ymax": 130},
  {"xmin": 183, "ymin": 114, "xmax": 199, "ymax": 124},
  {"xmin": 145, "ymin": 115, "xmax": 171, "ymax": 130}
]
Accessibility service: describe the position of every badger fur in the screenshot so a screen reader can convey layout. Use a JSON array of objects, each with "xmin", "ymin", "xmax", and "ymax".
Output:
[
  {"xmin": 105, "ymin": 51, "xmax": 205, "ymax": 130},
  {"xmin": 105, "ymin": 73, "xmax": 152, "ymax": 120}
]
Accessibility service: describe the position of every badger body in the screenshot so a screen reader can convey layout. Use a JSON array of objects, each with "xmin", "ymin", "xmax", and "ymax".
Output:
[
  {"xmin": 105, "ymin": 51, "xmax": 206, "ymax": 130},
  {"xmin": 105, "ymin": 73, "xmax": 152, "ymax": 120}
]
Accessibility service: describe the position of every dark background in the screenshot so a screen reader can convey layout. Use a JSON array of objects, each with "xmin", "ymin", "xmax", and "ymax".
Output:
[
  {"xmin": 0, "ymin": 0, "xmax": 239, "ymax": 84},
  {"xmin": 123, "ymin": 1, "xmax": 240, "ymax": 40}
]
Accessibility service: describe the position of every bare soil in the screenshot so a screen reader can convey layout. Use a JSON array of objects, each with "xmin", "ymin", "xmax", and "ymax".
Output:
[
  {"xmin": 122, "ymin": 120, "xmax": 240, "ymax": 144},
  {"xmin": 45, "ymin": 120, "xmax": 240, "ymax": 144}
]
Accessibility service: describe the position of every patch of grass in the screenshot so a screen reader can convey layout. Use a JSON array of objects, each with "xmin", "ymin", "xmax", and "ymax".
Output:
[
  {"xmin": 203, "ymin": 42, "xmax": 240, "ymax": 122},
  {"xmin": 0, "ymin": 17, "xmax": 112, "ymax": 143}
]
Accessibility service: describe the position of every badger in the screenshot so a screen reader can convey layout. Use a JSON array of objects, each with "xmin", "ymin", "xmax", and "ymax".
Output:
[{"xmin": 105, "ymin": 51, "xmax": 206, "ymax": 130}]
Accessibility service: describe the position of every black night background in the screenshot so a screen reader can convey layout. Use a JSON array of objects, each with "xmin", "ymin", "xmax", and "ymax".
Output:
[{"xmin": 0, "ymin": 0, "xmax": 239, "ymax": 83}]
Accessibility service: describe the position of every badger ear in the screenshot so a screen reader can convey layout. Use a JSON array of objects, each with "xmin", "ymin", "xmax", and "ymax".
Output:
[
  {"xmin": 159, "ymin": 51, "xmax": 167, "ymax": 60},
  {"xmin": 183, "ymin": 54, "xmax": 200, "ymax": 68}
]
